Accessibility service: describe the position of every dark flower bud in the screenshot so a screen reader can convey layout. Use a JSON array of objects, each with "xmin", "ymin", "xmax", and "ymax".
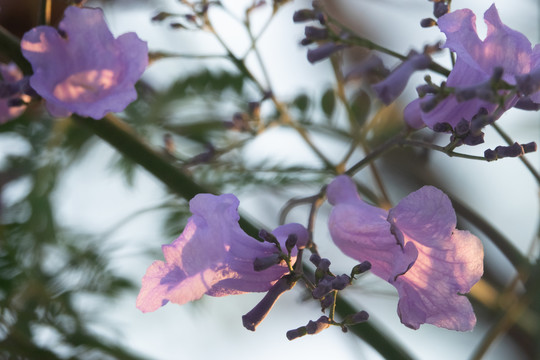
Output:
[
  {"xmin": 484, "ymin": 148, "xmax": 497, "ymax": 161},
  {"xmin": 433, "ymin": 2, "xmax": 449, "ymax": 18},
  {"xmin": 307, "ymin": 43, "xmax": 346, "ymax": 64},
  {"xmin": 242, "ymin": 276, "xmax": 294, "ymax": 331},
  {"xmin": 433, "ymin": 122, "xmax": 453, "ymax": 133},
  {"xmin": 293, "ymin": 9, "xmax": 317, "ymax": 23},
  {"xmin": 522, "ymin": 141, "xmax": 537, "ymax": 153},
  {"xmin": 470, "ymin": 114, "xmax": 494, "ymax": 134},
  {"xmin": 495, "ymin": 143, "xmax": 524, "ymax": 158},
  {"xmin": 462, "ymin": 132, "xmax": 485, "ymax": 146},
  {"xmin": 286, "ymin": 326, "xmax": 307, "ymax": 340},
  {"xmin": 454, "ymin": 119, "xmax": 470, "ymax": 137},
  {"xmin": 343, "ymin": 311, "xmax": 369, "ymax": 325},
  {"xmin": 285, "ymin": 234, "xmax": 298, "ymax": 253},
  {"xmin": 258, "ymin": 229, "xmax": 278, "ymax": 244},
  {"xmin": 312, "ymin": 281, "xmax": 333, "ymax": 299},
  {"xmin": 420, "ymin": 18, "xmax": 437, "ymax": 28},
  {"xmin": 306, "ymin": 316, "xmax": 331, "ymax": 334},
  {"xmin": 320, "ymin": 292, "xmax": 335, "ymax": 310},
  {"xmin": 253, "ymin": 253, "xmax": 282, "ymax": 271},
  {"xmin": 317, "ymin": 258, "xmax": 331, "ymax": 272},
  {"xmin": 309, "ymin": 253, "xmax": 321, "ymax": 266},
  {"xmin": 304, "ymin": 26, "xmax": 329, "ymax": 41},
  {"xmin": 300, "ymin": 38, "xmax": 314, "ymax": 46},
  {"xmin": 351, "ymin": 261, "xmax": 371, "ymax": 275},
  {"xmin": 331, "ymin": 274, "xmax": 350, "ymax": 290}
]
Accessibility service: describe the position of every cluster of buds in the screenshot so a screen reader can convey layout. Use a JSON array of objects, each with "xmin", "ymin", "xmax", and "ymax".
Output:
[{"xmin": 293, "ymin": 2, "xmax": 347, "ymax": 64}]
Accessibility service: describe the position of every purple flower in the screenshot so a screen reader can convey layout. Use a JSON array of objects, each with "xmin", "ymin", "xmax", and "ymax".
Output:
[
  {"xmin": 405, "ymin": 4, "xmax": 539, "ymax": 129},
  {"xmin": 21, "ymin": 6, "xmax": 148, "ymax": 119},
  {"xmin": 372, "ymin": 52, "xmax": 431, "ymax": 105},
  {"xmin": 0, "ymin": 63, "xmax": 30, "ymax": 124},
  {"xmin": 327, "ymin": 175, "xmax": 483, "ymax": 331},
  {"xmin": 136, "ymin": 193, "xmax": 309, "ymax": 313}
]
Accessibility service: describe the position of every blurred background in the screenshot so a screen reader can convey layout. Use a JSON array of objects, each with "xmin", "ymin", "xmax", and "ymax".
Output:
[{"xmin": 0, "ymin": 0, "xmax": 539, "ymax": 359}]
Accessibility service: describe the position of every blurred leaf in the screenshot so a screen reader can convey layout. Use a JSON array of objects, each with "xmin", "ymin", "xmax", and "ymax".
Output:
[
  {"xmin": 350, "ymin": 90, "xmax": 371, "ymax": 127},
  {"xmin": 321, "ymin": 88, "xmax": 336, "ymax": 119}
]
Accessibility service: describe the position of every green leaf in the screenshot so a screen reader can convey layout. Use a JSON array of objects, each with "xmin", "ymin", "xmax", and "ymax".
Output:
[{"xmin": 321, "ymin": 88, "xmax": 336, "ymax": 119}]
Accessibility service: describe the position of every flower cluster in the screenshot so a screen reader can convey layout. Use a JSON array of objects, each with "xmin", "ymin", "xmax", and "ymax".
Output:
[
  {"xmin": 403, "ymin": 4, "xmax": 540, "ymax": 131},
  {"xmin": 137, "ymin": 175, "xmax": 484, "ymax": 333},
  {"xmin": 136, "ymin": 193, "xmax": 309, "ymax": 313},
  {"xmin": 20, "ymin": 6, "xmax": 148, "ymax": 119},
  {"xmin": 327, "ymin": 175, "xmax": 483, "ymax": 330}
]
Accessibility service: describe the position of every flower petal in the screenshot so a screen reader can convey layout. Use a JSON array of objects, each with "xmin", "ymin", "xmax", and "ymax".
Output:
[{"xmin": 327, "ymin": 176, "xmax": 416, "ymax": 281}]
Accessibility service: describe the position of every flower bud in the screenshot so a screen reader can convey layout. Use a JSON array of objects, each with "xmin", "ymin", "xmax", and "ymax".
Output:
[
  {"xmin": 522, "ymin": 141, "xmax": 537, "ymax": 153},
  {"xmin": 420, "ymin": 18, "xmax": 437, "ymax": 28},
  {"xmin": 253, "ymin": 253, "xmax": 282, "ymax": 271},
  {"xmin": 285, "ymin": 233, "xmax": 298, "ymax": 253},
  {"xmin": 307, "ymin": 43, "xmax": 346, "ymax": 64},
  {"xmin": 351, "ymin": 261, "xmax": 371, "ymax": 275},
  {"xmin": 304, "ymin": 26, "xmax": 329, "ymax": 41},
  {"xmin": 343, "ymin": 310, "xmax": 369, "ymax": 325},
  {"xmin": 293, "ymin": 9, "xmax": 317, "ymax": 23},
  {"xmin": 306, "ymin": 316, "xmax": 331, "ymax": 334},
  {"xmin": 331, "ymin": 274, "xmax": 350, "ymax": 290}
]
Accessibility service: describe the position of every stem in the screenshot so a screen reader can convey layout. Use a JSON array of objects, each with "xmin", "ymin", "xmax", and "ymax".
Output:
[
  {"xmin": 0, "ymin": 25, "xmax": 32, "ymax": 75},
  {"xmin": 39, "ymin": 0, "xmax": 52, "ymax": 26},
  {"xmin": 330, "ymin": 56, "xmax": 389, "ymax": 205}
]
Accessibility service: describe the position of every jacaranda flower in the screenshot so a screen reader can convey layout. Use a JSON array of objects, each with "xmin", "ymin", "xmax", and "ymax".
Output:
[
  {"xmin": 21, "ymin": 6, "xmax": 148, "ymax": 119},
  {"xmin": 136, "ymin": 193, "xmax": 309, "ymax": 313},
  {"xmin": 0, "ymin": 63, "xmax": 30, "ymax": 123},
  {"xmin": 327, "ymin": 175, "xmax": 483, "ymax": 331},
  {"xmin": 405, "ymin": 4, "xmax": 540, "ymax": 129}
]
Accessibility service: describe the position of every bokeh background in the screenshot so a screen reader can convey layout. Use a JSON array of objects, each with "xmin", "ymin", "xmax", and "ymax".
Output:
[{"xmin": 1, "ymin": 0, "xmax": 539, "ymax": 359}]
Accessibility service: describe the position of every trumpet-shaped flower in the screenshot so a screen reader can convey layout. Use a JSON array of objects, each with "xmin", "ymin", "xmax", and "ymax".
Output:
[
  {"xmin": 327, "ymin": 175, "xmax": 483, "ymax": 331},
  {"xmin": 136, "ymin": 193, "xmax": 309, "ymax": 313},
  {"xmin": 405, "ymin": 4, "xmax": 540, "ymax": 129},
  {"xmin": 0, "ymin": 63, "xmax": 30, "ymax": 123},
  {"xmin": 21, "ymin": 6, "xmax": 148, "ymax": 119}
]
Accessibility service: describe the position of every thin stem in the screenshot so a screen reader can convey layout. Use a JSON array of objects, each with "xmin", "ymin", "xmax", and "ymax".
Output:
[
  {"xmin": 244, "ymin": 15, "xmax": 273, "ymax": 90},
  {"xmin": 329, "ymin": 56, "xmax": 389, "ymax": 205},
  {"xmin": 491, "ymin": 123, "xmax": 540, "ymax": 185},
  {"xmin": 39, "ymin": 0, "xmax": 52, "ymax": 26},
  {"xmin": 203, "ymin": 10, "xmax": 335, "ymax": 170},
  {"xmin": 325, "ymin": 14, "xmax": 450, "ymax": 77}
]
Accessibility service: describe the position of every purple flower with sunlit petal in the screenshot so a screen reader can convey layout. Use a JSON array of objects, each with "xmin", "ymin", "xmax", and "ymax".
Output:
[
  {"xmin": 0, "ymin": 63, "xmax": 30, "ymax": 123},
  {"xmin": 327, "ymin": 175, "xmax": 483, "ymax": 331},
  {"xmin": 21, "ymin": 6, "xmax": 148, "ymax": 119},
  {"xmin": 136, "ymin": 193, "xmax": 309, "ymax": 313},
  {"xmin": 405, "ymin": 4, "xmax": 540, "ymax": 129}
]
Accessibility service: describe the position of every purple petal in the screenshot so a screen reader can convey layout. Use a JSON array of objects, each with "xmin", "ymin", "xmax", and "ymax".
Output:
[
  {"xmin": 327, "ymin": 176, "xmax": 416, "ymax": 281},
  {"xmin": 388, "ymin": 187, "xmax": 484, "ymax": 330},
  {"xmin": 373, "ymin": 53, "xmax": 431, "ymax": 105},
  {"xmin": 21, "ymin": 6, "xmax": 147, "ymax": 119},
  {"xmin": 403, "ymin": 98, "xmax": 424, "ymax": 129},
  {"xmin": 388, "ymin": 186, "xmax": 456, "ymax": 247}
]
